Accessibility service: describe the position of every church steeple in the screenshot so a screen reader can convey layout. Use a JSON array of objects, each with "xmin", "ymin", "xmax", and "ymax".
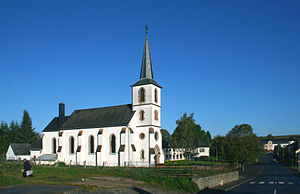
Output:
[
  {"xmin": 140, "ymin": 26, "xmax": 154, "ymax": 79},
  {"xmin": 132, "ymin": 26, "xmax": 161, "ymax": 88}
]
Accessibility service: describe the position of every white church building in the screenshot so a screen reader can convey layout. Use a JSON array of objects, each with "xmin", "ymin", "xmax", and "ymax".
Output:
[{"xmin": 32, "ymin": 29, "xmax": 164, "ymax": 167}]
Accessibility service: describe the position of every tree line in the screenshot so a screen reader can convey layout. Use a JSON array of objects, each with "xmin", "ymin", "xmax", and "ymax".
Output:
[
  {"xmin": 0, "ymin": 110, "xmax": 40, "ymax": 156},
  {"xmin": 210, "ymin": 124, "xmax": 264, "ymax": 171},
  {"xmin": 162, "ymin": 113, "xmax": 264, "ymax": 171},
  {"xmin": 274, "ymin": 141, "xmax": 298, "ymax": 167}
]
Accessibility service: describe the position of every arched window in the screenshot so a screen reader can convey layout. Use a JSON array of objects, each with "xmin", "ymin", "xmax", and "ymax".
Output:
[
  {"xmin": 141, "ymin": 149, "xmax": 145, "ymax": 160},
  {"xmin": 154, "ymin": 110, "xmax": 158, "ymax": 121},
  {"xmin": 110, "ymin": 134, "xmax": 116, "ymax": 154},
  {"xmin": 139, "ymin": 110, "xmax": 145, "ymax": 121},
  {"xmin": 89, "ymin": 135, "xmax": 95, "ymax": 154},
  {"xmin": 52, "ymin": 138, "xmax": 57, "ymax": 154},
  {"xmin": 69, "ymin": 136, "xmax": 75, "ymax": 154},
  {"xmin": 154, "ymin": 89, "xmax": 158, "ymax": 103},
  {"xmin": 139, "ymin": 88, "xmax": 145, "ymax": 103}
]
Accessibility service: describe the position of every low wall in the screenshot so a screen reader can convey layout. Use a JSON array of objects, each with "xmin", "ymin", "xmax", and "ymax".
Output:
[{"xmin": 192, "ymin": 171, "xmax": 238, "ymax": 191}]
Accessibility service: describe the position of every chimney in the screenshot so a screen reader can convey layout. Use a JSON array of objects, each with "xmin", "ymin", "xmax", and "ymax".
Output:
[{"xmin": 58, "ymin": 103, "xmax": 65, "ymax": 128}]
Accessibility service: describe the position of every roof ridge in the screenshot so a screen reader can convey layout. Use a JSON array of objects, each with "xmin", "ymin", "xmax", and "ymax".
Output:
[{"xmin": 74, "ymin": 104, "xmax": 132, "ymax": 112}]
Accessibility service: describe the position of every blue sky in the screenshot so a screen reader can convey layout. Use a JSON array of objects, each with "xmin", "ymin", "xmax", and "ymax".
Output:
[{"xmin": 0, "ymin": 0, "xmax": 299, "ymax": 137}]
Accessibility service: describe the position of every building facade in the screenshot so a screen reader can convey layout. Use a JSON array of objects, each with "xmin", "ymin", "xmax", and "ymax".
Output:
[{"xmin": 32, "ymin": 29, "xmax": 164, "ymax": 167}]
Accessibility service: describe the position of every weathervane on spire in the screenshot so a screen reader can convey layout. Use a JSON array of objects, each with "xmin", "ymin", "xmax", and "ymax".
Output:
[{"xmin": 145, "ymin": 25, "xmax": 148, "ymax": 34}]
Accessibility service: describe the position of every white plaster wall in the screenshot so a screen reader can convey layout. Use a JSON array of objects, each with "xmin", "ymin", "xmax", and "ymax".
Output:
[
  {"xmin": 132, "ymin": 84, "xmax": 161, "ymax": 128},
  {"xmin": 41, "ymin": 131, "xmax": 58, "ymax": 155},
  {"xmin": 59, "ymin": 129, "xmax": 78, "ymax": 165},
  {"xmin": 6, "ymin": 146, "xmax": 31, "ymax": 161},
  {"xmin": 30, "ymin": 150, "xmax": 41, "ymax": 160},
  {"xmin": 101, "ymin": 126, "xmax": 122, "ymax": 166},
  {"xmin": 132, "ymin": 84, "xmax": 161, "ymax": 106},
  {"xmin": 6, "ymin": 146, "xmax": 16, "ymax": 160},
  {"xmin": 79, "ymin": 128, "xmax": 98, "ymax": 166},
  {"xmin": 197, "ymin": 147, "xmax": 210, "ymax": 157}
]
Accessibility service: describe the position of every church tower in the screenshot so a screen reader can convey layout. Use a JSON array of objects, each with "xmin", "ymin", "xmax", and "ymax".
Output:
[
  {"xmin": 131, "ymin": 27, "xmax": 163, "ymax": 165},
  {"xmin": 132, "ymin": 27, "xmax": 162, "ymax": 129}
]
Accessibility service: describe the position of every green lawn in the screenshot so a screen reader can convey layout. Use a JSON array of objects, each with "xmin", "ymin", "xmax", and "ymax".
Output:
[{"xmin": 0, "ymin": 161, "xmax": 233, "ymax": 192}]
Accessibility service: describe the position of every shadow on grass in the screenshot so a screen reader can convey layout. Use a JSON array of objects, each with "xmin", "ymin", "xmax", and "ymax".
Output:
[{"xmin": 131, "ymin": 187, "xmax": 151, "ymax": 194}]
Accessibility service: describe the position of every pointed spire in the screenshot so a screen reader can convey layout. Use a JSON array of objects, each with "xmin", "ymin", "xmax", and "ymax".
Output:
[
  {"xmin": 132, "ymin": 26, "xmax": 161, "ymax": 88},
  {"xmin": 140, "ymin": 25, "xmax": 154, "ymax": 79}
]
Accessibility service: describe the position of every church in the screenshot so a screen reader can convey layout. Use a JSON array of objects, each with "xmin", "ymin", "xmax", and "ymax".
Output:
[{"xmin": 31, "ymin": 29, "xmax": 164, "ymax": 167}]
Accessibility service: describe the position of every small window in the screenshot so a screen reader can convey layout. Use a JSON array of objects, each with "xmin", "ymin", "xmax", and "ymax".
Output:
[
  {"xmin": 110, "ymin": 134, "xmax": 116, "ymax": 154},
  {"xmin": 154, "ymin": 110, "xmax": 158, "ymax": 121},
  {"xmin": 200, "ymin": 148, "xmax": 205, "ymax": 153},
  {"xmin": 154, "ymin": 131, "xmax": 158, "ymax": 141},
  {"xmin": 139, "ymin": 88, "xmax": 145, "ymax": 103},
  {"xmin": 154, "ymin": 89, "xmax": 158, "ymax": 103},
  {"xmin": 139, "ymin": 133, "xmax": 145, "ymax": 140},
  {"xmin": 69, "ymin": 136, "xmax": 75, "ymax": 154},
  {"xmin": 89, "ymin": 135, "xmax": 95, "ymax": 154},
  {"xmin": 141, "ymin": 149, "xmax": 145, "ymax": 160},
  {"xmin": 139, "ymin": 110, "xmax": 145, "ymax": 121}
]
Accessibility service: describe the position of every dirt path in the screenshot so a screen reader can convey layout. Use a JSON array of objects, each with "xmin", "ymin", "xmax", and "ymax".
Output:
[{"xmin": 74, "ymin": 176, "xmax": 187, "ymax": 193}]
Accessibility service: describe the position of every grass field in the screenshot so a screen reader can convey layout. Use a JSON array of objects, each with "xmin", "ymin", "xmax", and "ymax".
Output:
[{"xmin": 0, "ymin": 161, "xmax": 234, "ymax": 192}]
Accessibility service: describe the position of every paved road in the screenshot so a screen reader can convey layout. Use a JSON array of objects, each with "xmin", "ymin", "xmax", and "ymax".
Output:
[{"xmin": 227, "ymin": 153, "xmax": 300, "ymax": 194}]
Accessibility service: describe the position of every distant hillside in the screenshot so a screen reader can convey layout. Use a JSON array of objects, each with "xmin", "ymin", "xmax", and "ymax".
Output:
[{"xmin": 260, "ymin": 134, "xmax": 300, "ymax": 140}]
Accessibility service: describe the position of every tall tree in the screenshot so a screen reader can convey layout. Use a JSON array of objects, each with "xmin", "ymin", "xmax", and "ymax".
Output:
[
  {"xmin": 210, "ymin": 135, "xmax": 226, "ymax": 160},
  {"xmin": 160, "ymin": 129, "xmax": 171, "ymax": 148},
  {"xmin": 0, "ymin": 122, "xmax": 10, "ymax": 156},
  {"xmin": 170, "ymin": 113, "xmax": 211, "ymax": 149},
  {"xmin": 8, "ymin": 120, "xmax": 20, "ymax": 143},
  {"xmin": 225, "ymin": 124, "xmax": 263, "ymax": 171},
  {"xmin": 171, "ymin": 113, "xmax": 196, "ymax": 149},
  {"xmin": 17, "ymin": 110, "xmax": 39, "ymax": 144}
]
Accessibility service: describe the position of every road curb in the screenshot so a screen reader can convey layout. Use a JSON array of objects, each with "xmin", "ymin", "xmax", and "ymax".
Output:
[{"xmin": 224, "ymin": 163, "xmax": 265, "ymax": 192}]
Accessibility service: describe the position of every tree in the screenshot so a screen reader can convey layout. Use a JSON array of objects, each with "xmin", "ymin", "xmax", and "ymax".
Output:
[
  {"xmin": 206, "ymin": 131, "xmax": 212, "ymax": 144},
  {"xmin": 15, "ymin": 110, "xmax": 39, "ymax": 144},
  {"xmin": 161, "ymin": 129, "xmax": 171, "ymax": 148},
  {"xmin": 267, "ymin": 134, "xmax": 273, "ymax": 139},
  {"xmin": 225, "ymin": 124, "xmax": 263, "ymax": 171},
  {"xmin": 0, "ymin": 122, "xmax": 10, "ymax": 156},
  {"xmin": 170, "ymin": 113, "xmax": 196, "ymax": 149},
  {"xmin": 170, "ymin": 113, "xmax": 211, "ymax": 159},
  {"xmin": 210, "ymin": 135, "xmax": 226, "ymax": 160},
  {"xmin": 8, "ymin": 120, "xmax": 20, "ymax": 143}
]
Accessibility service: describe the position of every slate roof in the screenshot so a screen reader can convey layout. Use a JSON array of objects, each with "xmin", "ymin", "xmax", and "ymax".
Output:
[
  {"xmin": 31, "ymin": 138, "xmax": 42, "ymax": 151},
  {"xmin": 10, "ymin": 143, "xmax": 31, "ymax": 155},
  {"xmin": 43, "ymin": 116, "xmax": 70, "ymax": 132},
  {"xmin": 43, "ymin": 104, "xmax": 135, "ymax": 132},
  {"xmin": 132, "ymin": 78, "xmax": 162, "ymax": 88},
  {"xmin": 194, "ymin": 140, "xmax": 209, "ymax": 147}
]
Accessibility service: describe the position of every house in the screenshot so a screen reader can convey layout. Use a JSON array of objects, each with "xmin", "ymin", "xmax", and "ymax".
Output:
[
  {"xmin": 163, "ymin": 140, "xmax": 210, "ymax": 161},
  {"xmin": 260, "ymin": 135, "xmax": 300, "ymax": 152},
  {"xmin": 6, "ymin": 143, "xmax": 31, "ymax": 161},
  {"xmin": 32, "ymin": 28, "xmax": 164, "ymax": 167},
  {"xmin": 30, "ymin": 138, "xmax": 42, "ymax": 160}
]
